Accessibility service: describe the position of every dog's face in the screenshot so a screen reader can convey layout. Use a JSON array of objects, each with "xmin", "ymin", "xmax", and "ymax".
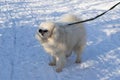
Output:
[{"xmin": 36, "ymin": 22, "xmax": 55, "ymax": 40}]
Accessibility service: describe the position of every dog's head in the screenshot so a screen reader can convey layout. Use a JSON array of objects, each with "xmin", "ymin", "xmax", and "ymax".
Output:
[
  {"xmin": 36, "ymin": 22, "xmax": 56, "ymax": 39},
  {"xmin": 36, "ymin": 21, "xmax": 64, "ymax": 43}
]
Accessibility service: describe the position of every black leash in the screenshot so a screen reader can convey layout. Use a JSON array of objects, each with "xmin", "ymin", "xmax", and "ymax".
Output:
[{"xmin": 68, "ymin": 2, "xmax": 120, "ymax": 25}]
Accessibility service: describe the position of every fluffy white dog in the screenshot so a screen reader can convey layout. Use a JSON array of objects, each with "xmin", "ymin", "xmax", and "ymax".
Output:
[{"xmin": 35, "ymin": 14, "xmax": 86, "ymax": 72}]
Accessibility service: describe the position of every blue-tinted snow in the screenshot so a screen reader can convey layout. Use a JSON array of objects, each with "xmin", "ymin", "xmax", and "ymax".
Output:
[{"xmin": 0, "ymin": 0, "xmax": 120, "ymax": 80}]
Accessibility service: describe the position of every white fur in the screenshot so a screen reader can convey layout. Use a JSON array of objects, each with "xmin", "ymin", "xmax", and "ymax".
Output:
[{"xmin": 35, "ymin": 14, "xmax": 86, "ymax": 72}]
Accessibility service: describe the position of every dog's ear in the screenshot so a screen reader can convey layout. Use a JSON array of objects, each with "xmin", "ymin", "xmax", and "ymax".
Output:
[
  {"xmin": 51, "ymin": 26, "xmax": 60, "ymax": 41},
  {"xmin": 52, "ymin": 25, "xmax": 64, "ymax": 41}
]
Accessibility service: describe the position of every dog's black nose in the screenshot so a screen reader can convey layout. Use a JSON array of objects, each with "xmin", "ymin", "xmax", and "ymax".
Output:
[{"xmin": 39, "ymin": 29, "xmax": 42, "ymax": 33}]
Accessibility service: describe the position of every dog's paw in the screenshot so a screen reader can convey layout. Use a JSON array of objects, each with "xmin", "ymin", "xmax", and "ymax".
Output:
[
  {"xmin": 49, "ymin": 62, "xmax": 56, "ymax": 66},
  {"xmin": 66, "ymin": 54, "xmax": 70, "ymax": 58},
  {"xmin": 75, "ymin": 60, "xmax": 81, "ymax": 63},
  {"xmin": 56, "ymin": 68, "xmax": 62, "ymax": 73}
]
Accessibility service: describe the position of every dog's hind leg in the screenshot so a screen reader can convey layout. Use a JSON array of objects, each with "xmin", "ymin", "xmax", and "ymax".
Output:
[
  {"xmin": 66, "ymin": 50, "xmax": 72, "ymax": 58},
  {"xmin": 74, "ymin": 46, "xmax": 84, "ymax": 63}
]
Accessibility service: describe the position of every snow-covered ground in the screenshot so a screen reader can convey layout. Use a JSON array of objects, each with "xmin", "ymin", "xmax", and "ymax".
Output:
[{"xmin": 0, "ymin": 0, "xmax": 120, "ymax": 80}]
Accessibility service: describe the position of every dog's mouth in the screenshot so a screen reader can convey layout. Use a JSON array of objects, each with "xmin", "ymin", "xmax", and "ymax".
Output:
[{"xmin": 37, "ymin": 32, "xmax": 42, "ymax": 38}]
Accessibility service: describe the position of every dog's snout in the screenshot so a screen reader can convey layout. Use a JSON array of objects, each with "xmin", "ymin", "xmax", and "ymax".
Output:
[{"xmin": 38, "ymin": 29, "xmax": 48, "ymax": 36}]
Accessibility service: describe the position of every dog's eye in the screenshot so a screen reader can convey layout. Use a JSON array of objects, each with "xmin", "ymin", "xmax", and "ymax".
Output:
[
  {"xmin": 38, "ymin": 29, "xmax": 48, "ymax": 33},
  {"xmin": 44, "ymin": 30, "xmax": 48, "ymax": 32}
]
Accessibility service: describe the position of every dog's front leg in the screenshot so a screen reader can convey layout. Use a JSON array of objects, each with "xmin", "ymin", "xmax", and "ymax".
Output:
[
  {"xmin": 49, "ymin": 56, "xmax": 56, "ymax": 66},
  {"xmin": 55, "ymin": 53, "xmax": 66, "ymax": 72}
]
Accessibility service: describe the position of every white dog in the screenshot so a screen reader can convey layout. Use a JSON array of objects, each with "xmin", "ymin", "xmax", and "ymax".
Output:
[{"xmin": 35, "ymin": 14, "xmax": 86, "ymax": 72}]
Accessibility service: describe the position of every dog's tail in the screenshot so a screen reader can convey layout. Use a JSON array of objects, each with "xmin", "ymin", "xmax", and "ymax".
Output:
[{"xmin": 60, "ymin": 14, "xmax": 81, "ymax": 23}]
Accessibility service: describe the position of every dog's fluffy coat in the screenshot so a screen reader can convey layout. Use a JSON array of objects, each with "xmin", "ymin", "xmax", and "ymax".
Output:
[{"xmin": 35, "ymin": 14, "xmax": 86, "ymax": 72}]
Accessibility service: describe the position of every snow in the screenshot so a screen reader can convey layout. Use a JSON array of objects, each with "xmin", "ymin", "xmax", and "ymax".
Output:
[{"xmin": 0, "ymin": 0, "xmax": 120, "ymax": 80}]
